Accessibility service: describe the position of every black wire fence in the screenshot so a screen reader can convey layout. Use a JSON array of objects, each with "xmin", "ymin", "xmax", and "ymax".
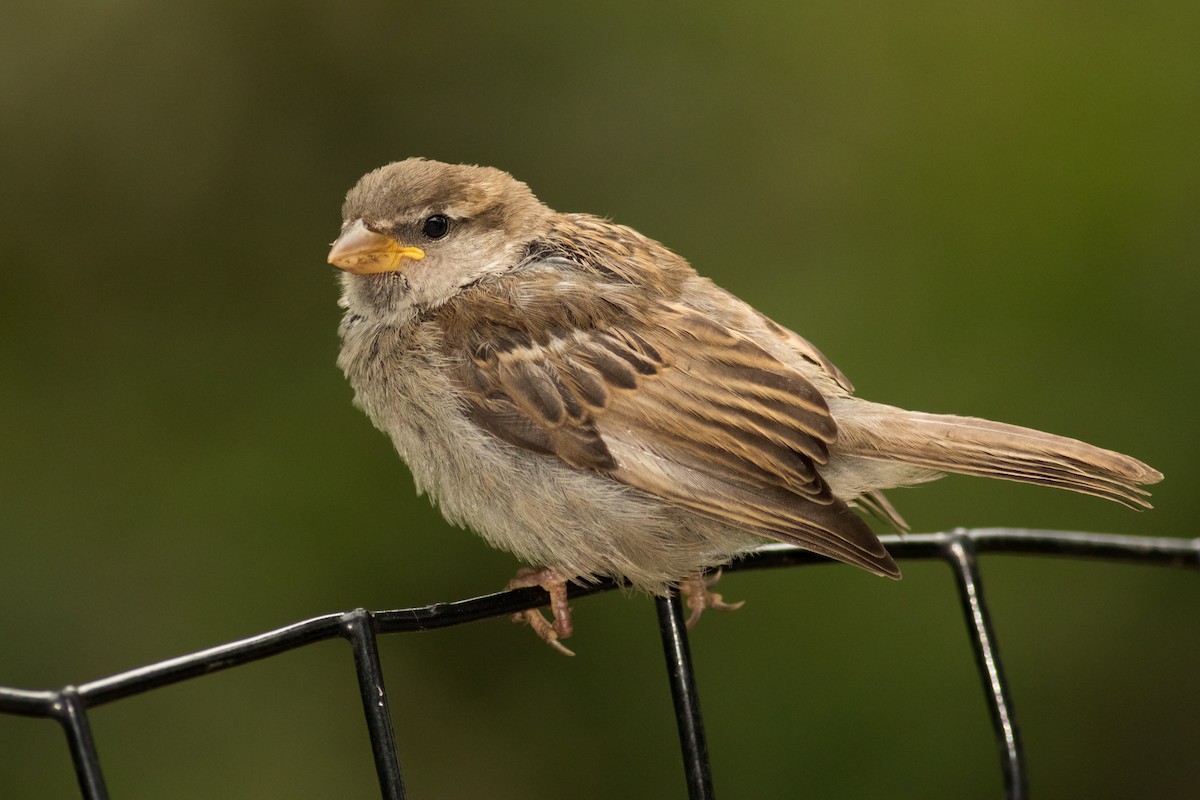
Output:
[{"xmin": 1, "ymin": 527, "xmax": 1196, "ymax": 800}]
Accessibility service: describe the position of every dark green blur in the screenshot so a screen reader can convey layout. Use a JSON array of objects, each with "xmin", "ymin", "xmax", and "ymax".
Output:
[{"xmin": 1, "ymin": 2, "xmax": 1197, "ymax": 798}]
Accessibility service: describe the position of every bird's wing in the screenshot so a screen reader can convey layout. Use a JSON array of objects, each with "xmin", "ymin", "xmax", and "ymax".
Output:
[
  {"xmin": 438, "ymin": 277, "xmax": 898, "ymax": 578},
  {"xmin": 754, "ymin": 314, "xmax": 856, "ymax": 393}
]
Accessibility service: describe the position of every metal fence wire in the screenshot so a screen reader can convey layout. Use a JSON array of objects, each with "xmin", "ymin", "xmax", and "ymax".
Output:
[{"xmin": 1, "ymin": 527, "xmax": 1196, "ymax": 800}]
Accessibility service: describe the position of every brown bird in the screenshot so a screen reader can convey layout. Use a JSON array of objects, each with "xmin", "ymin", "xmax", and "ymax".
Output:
[{"xmin": 329, "ymin": 158, "xmax": 1162, "ymax": 654}]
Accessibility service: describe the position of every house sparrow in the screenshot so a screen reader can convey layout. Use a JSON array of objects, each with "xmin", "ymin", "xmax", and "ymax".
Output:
[{"xmin": 329, "ymin": 158, "xmax": 1162, "ymax": 654}]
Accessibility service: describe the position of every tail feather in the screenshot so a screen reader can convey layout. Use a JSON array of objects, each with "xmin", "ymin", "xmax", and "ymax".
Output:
[{"xmin": 836, "ymin": 404, "xmax": 1163, "ymax": 510}]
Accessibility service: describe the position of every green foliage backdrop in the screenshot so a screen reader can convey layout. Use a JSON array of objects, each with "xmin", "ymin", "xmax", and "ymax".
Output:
[{"xmin": 1, "ymin": 2, "xmax": 1197, "ymax": 798}]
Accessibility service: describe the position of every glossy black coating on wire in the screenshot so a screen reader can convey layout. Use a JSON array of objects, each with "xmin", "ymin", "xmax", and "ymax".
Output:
[
  {"xmin": 343, "ymin": 609, "xmax": 406, "ymax": 800},
  {"xmin": 55, "ymin": 688, "xmax": 108, "ymax": 800},
  {"xmin": 0, "ymin": 529, "xmax": 1196, "ymax": 799},
  {"xmin": 732, "ymin": 529, "xmax": 1200, "ymax": 572},
  {"xmin": 944, "ymin": 532, "xmax": 1027, "ymax": 800},
  {"xmin": 656, "ymin": 592, "xmax": 715, "ymax": 800},
  {"xmin": 78, "ymin": 614, "xmax": 349, "ymax": 707}
]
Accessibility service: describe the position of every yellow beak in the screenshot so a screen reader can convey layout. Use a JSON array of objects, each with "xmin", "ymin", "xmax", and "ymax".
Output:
[{"xmin": 327, "ymin": 219, "xmax": 425, "ymax": 274}]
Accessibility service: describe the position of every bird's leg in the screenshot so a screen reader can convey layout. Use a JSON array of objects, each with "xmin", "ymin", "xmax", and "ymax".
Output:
[
  {"xmin": 506, "ymin": 567, "xmax": 575, "ymax": 656},
  {"xmin": 679, "ymin": 569, "xmax": 745, "ymax": 629}
]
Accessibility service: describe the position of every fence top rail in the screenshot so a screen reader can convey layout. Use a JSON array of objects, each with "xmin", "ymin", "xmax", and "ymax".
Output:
[{"xmin": 2, "ymin": 527, "xmax": 1194, "ymax": 720}]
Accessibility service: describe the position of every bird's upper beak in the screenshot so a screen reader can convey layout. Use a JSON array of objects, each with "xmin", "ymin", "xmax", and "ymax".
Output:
[{"xmin": 327, "ymin": 219, "xmax": 425, "ymax": 274}]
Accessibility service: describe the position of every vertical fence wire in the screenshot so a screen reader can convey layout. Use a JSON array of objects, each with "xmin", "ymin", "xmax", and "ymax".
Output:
[
  {"xmin": 656, "ymin": 592, "xmax": 715, "ymax": 800},
  {"xmin": 944, "ymin": 531, "xmax": 1027, "ymax": 800},
  {"xmin": 342, "ymin": 609, "xmax": 406, "ymax": 800},
  {"xmin": 54, "ymin": 688, "xmax": 108, "ymax": 800}
]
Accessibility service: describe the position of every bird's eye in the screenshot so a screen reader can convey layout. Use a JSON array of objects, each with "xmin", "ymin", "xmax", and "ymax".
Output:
[{"xmin": 422, "ymin": 214, "xmax": 450, "ymax": 240}]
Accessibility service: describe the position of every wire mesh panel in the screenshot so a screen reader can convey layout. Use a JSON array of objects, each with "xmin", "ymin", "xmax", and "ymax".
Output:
[{"xmin": 1, "ymin": 528, "xmax": 1196, "ymax": 800}]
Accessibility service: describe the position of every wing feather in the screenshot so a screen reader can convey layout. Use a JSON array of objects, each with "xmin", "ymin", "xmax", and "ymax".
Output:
[{"xmin": 436, "ymin": 270, "xmax": 897, "ymax": 578}]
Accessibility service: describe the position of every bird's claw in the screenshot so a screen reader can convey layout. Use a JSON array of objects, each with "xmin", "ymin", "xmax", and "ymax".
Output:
[
  {"xmin": 680, "ymin": 569, "xmax": 745, "ymax": 629},
  {"xmin": 507, "ymin": 567, "xmax": 576, "ymax": 656}
]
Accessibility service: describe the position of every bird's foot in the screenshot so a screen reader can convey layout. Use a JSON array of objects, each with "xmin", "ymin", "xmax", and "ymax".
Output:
[
  {"xmin": 506, "ymin": 567, "xmax": 575, "ymax": 656},
  {"xmin": 679, "ymin": 569, "xmax": 745, "ymax": 629}
]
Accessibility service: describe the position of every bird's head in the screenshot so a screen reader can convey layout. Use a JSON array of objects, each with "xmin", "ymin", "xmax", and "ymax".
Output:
[{"xmin": 329, "ymin": 158, "xmax": 552, "ymax": 316}]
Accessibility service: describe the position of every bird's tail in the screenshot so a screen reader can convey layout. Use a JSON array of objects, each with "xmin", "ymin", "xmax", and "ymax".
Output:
[{"xmin": 832, "ymin": 401, "xmax": 1163, "ymax": 509}]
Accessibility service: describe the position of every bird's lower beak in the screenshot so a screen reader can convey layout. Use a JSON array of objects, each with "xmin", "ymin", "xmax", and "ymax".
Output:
[{"xmin": 327, "ymin": 219, "xmax": 425, "ymax": 274}]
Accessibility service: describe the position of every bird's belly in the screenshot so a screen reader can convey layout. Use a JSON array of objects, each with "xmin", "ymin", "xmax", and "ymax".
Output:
[{"xmin": 340, "ymin": 327, "xmax": 752, "ymax": 592}]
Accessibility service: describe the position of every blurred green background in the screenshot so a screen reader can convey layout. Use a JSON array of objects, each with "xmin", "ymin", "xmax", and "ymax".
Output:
[{"xmin": 2, "ymin": 1, "xmax": 1197, "ymax": 798}]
